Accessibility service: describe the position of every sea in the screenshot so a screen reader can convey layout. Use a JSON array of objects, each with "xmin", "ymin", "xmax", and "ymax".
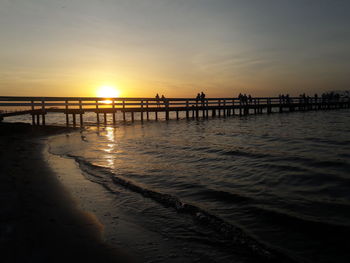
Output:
[{"xmin": 7, "ymin": 109, "xmax": 350, "ymax": 262}]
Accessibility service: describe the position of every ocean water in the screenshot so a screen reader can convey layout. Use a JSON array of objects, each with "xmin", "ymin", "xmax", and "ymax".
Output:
[{"xmin": 42, "ymin": 110, "xmax": 350, "ymax": 262}]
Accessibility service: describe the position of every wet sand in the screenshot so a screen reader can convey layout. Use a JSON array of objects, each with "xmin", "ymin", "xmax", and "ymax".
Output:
[{"xmin": 0, "ymin": 123, "xmax": 134, "ymax": 263}]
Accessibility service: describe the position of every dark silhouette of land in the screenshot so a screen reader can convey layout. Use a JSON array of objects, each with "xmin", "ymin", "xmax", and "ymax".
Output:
[{"xmin": 0, "ymin": 123, "xmax": 135, "ymax": 263}]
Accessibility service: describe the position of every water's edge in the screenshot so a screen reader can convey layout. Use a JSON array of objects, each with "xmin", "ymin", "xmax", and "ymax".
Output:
[{"xmin": 61, "ymin": 150, "xmax": 297, "ymax": 263}]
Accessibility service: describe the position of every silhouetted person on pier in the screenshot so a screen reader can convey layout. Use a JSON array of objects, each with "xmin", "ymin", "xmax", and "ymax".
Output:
[
  {"xmin": 238, "ymin": 93, "xmax": 243, "ymax": 104},
  {"xmin": 200, "ymin": 92, "xmax": 206, "ymax": 106},
  {"xmin": 156, "ymin": 93, "xmax": 160, "ymax": 107},
  {"xmin": 286, "ymin": 94, "xmax": 290, "ymax": 104},
  {"xmin": 248, "ymin": 95, "xmax": 252, "ymax": 104},
  {"xmin": 238, "ymin": 93, "xmax": 248, "ymax": 105},
  {"xmin": 161, "ymin": 95, "xmax": 168, "ymax": 107},
  {"xmin": 196, "ymin": 93, "xmax": 201, "ymax": 101},
  {"xmin": 243, "ymin": 94, "xmax": 248, "ymax": 105}
]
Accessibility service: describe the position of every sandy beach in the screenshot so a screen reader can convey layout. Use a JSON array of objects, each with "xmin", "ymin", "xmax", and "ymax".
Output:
[
  {"xmin": 0, "ymin": 123, "xmax": 134, "ymax": 263},
  {"xmin": 1, "ymin": 122, "xmax": 245, "ymax": 263}
]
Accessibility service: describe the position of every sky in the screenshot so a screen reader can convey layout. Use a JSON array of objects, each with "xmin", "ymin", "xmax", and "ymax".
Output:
[{"xmin": 0, "ymin": 0, "xmax": 349, "ymax": 97}]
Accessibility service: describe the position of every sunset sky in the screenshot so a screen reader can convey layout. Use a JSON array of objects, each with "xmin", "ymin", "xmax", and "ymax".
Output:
[{"xmin": 0, "ymin": 0, "xmax": 349, "ymax": 97}]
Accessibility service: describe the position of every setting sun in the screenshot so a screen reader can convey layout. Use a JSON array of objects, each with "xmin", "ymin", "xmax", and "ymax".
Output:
[{"xmin": 97, "ymin": 85, "xmax": 121, "ymax": 98}]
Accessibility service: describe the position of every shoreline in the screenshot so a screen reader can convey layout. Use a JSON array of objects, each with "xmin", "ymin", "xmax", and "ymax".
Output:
[
  {"xmin": 45, "ymin": 125, "xmax": 297, "ymax": 263},
  {"xmin": 0, "ymin": 123, "xmax": 134, "ymax": 263}
]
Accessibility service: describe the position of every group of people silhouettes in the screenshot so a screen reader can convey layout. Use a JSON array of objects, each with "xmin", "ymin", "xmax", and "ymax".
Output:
[
  {"xmin": 155, "ymin": 93, "xmax": 168, "ymax": 107},
  {"xmin": 321, "ymin": 92, "xmax": 342, "ymax": 103},
  {"xmin": 284, "ymin": 92, "xmax": 344, "ymax": 104},
  {"xmin": 238, "ymin": 93, "xmax": 253, "ymax": 105},
  {"xmin": 153, "ymin": 91, "xmax": 346, "ymax": 107},
  {"xmin": 196, "ymin": 92, "xmax": 206, "ymax": 101},
  {"xmin": 196, "ymin": 92, "xmax": 206, "ymax": 106},
  {"xmin": 279, "ymin": 94, "xmax": 291, "ymax": 104}
]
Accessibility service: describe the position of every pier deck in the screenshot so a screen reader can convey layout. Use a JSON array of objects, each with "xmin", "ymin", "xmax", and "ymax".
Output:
[{"xmin": 1, "ymin": 96, "xmax": 349, "ymax": 127}]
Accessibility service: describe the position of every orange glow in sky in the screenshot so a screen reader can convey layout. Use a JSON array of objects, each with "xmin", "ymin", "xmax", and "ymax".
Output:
[
  {"xmin": 96, "ymin": 85, "xmax": 121, "ymax": 98},
  {"xmin": 0, "ymin": 1, "xmax": 349, "ymax": 97}
]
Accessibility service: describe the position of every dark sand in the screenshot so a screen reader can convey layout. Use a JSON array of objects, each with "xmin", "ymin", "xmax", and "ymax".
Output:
[{"xmin": 0, "ymin": 123, "xmax": 135, "ymax": 263}]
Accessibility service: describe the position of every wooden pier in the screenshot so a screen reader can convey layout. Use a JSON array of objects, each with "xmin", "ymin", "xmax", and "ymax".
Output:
[{"xmin": 0, "ymin": 96, "xmax": 349, "ymax": 127}]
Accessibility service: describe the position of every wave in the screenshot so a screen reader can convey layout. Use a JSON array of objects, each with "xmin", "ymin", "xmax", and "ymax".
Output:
[
  {"xmin": 304, "ymin": 137, "xmax": 350, "ymax": 146},
  {"xmin": 188, "ymin": 188, "xmax": 254, "ymax": 204},
  {"xmin": 249, "ymin": 204, "xmax": 350, "ymax": 232},
  {"xmin": 65, "ymin": 153, "xmax": 297, "ymax": 263},
  {"xmin": 222, "ymin": 149, "xmax": 272, "ymax": 159}
]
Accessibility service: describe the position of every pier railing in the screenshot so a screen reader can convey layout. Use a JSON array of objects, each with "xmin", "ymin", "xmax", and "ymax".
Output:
[{"xmin": 1, "ymin": 96, "xmax": 349, "ymax": 126}]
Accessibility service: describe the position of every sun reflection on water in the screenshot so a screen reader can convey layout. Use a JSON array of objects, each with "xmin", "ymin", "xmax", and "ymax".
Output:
[{"xmin": 102, "ymin": 127, "xmax": 117, "ymax": 168}]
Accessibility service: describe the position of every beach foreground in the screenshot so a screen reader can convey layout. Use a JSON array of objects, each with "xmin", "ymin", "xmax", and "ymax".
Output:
[{"xmin": 0, "ymin": 123, "xmax": 134, "ymax": 263}]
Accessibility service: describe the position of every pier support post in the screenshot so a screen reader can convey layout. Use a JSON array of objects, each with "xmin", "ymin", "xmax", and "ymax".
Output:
[
  {"xmin": 42, "ymin": 114, "xmax": 46, "ymax": 126},
  {"xmin": 186, "ymin": 100, "xmax": 189, "ymax": 119},
  {"xmin": 146, "ymin": 100, "xmax": 149, "ymax": 120},
  {"xmin": 79, "ymin": 100, "xmax": 84, "ymax": 127},
  {"xmin": 104, "ymin": 113, "xmax": 107, "ymax": 125},
  {"xmin": 206, "ymin": 100, "xmax": 209, "ymax": 118},
  {"xmin": 165, "ymin": 110, "xmax": 169, "ymax": 120},
  {"xmin": 112, "ymin": 100, "xmax": 116, "ymax": 125},
  {"xmin": 31, "ymin": 100, "xmax": 35, "ymax": 125},
  {"xmin": 41, "ymin": 100, "xmax": 46, "ymax": 126},
  {"xmin": 122, "ymin": 100, "xmax": 126, "ymax": 121},
  {"xmin": 73, "ymin": 114, "xmax": 76, "ymax": 127},
  {"xmin": 96, "ymin": 113, "xmax": 100, "ymax": 125},
  {"xmin": 80, "ymin": 114, "xmax": 83, "ymax": 127},
  {"xmin": 254, "ymin": 99, "xmax": 257, "ymax": 114},
  {"xmin": 244, "ymin": 106, "xmax": 249, "ymax": 115},
  {"xmin": 96, "ymin": 100, "xmax": 100, "ymax": 125},
  {"xmin": 65, "ymin": 100, "xmax": 69, "ymax": 127},
  {"xmin": 223, "ymin": 100, "xmax": 226, "ymax": 117},
  {"xmin": 232, "ymin": 99, "xmax": 235, "ymax": 116},
  {"xmin": 141, "ymin": 100, "xmax": 144, "ymax": 122},
  {"xmin": 131, "ymin": 112, "xmax": 134, "ymax": 122}
]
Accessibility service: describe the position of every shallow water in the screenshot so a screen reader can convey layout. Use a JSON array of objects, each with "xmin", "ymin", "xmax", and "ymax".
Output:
[{"xmin": 45, "ymin": 110, "xmax": 350, "ymax": 262}]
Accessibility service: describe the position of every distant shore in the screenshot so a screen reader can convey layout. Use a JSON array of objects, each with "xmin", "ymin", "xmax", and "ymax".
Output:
[{"xmin": 0, "ymin": 123, "xmax": 134, "ymax": 263}]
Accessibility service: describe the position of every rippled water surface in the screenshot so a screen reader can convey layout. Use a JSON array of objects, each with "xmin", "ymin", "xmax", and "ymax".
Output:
[{"xmin": 47, "ymin": 110, "xmax": 350, "ymax": 262}]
